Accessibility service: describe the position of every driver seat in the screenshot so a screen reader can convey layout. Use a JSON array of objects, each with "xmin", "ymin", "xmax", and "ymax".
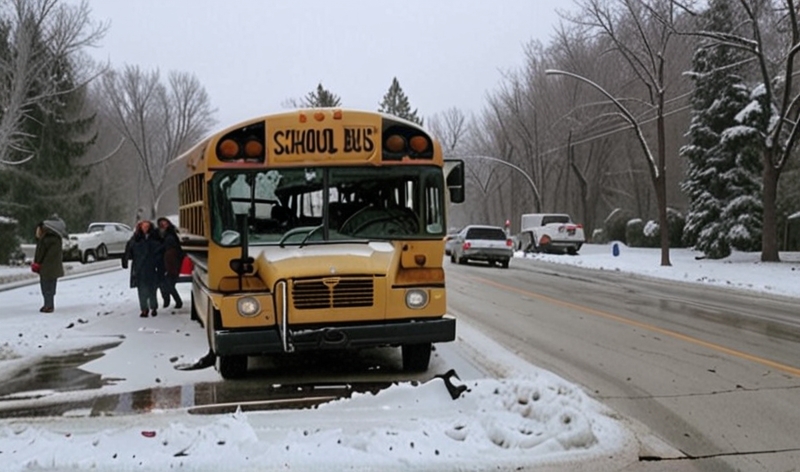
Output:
[{"xmin": 271, "ymin": 205, "xmax": 294, "ymax": 228}]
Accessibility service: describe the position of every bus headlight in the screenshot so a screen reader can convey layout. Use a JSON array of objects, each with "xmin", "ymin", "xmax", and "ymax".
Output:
[
  {"xmin": 405, "ymin": 289, "xmax": 428, "ymax": 309},
  {"xmin": 237, "ymin": 297, "xmax": 261, "ymax": 317}
]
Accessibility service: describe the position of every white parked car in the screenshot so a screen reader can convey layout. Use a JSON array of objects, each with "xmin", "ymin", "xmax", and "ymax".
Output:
[
  {"xmin": 444, "ymin": 229, "xmax": 461, "ymax": 256},
  {"xmin": 517, "ymin": 213, "xmax": 585, "ymax": 255},
  {"xmin": 64, "ymin": 222, "xmax": 133, "ymax": 263}
]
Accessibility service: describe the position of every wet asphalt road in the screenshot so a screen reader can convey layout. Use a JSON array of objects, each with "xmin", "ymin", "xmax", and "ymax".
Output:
[{"xmin": 445, "ymin": 256, "xmax": 800, "ymax": 471}]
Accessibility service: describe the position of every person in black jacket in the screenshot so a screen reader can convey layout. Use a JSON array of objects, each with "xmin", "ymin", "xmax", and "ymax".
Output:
[
  {"xmin": 122, "ymin": 220, "xmax": 164, "ymax": 317},
  {"xmin": 32, "ymin": 215, "xmax": 66, "ymax": 313},
  {"xmin": 157, "ymin": 217, "xmax": 183, "ymax": 309}
]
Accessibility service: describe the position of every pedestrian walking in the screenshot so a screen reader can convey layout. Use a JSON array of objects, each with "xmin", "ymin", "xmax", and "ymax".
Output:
[
  {"xmin": 122, "ymin": 220, "xmax": 164, "ymax": 317},
  {"xmin": 157, "ymin": 217, "xmax": 183, "ymax": 309},
  {"xmin": 32, "ymin": 215, "xmax": 66, "ymax": 313}
]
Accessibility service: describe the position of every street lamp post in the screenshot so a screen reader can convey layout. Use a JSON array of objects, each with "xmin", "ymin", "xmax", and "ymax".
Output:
[{"xmin": 459, "ymin": 154, "xmax": 541, "ymax": 212}]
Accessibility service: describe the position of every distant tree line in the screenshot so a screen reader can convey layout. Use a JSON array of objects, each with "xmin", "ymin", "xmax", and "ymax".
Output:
[
  {"xmin": 285, "ymin": 78, "xmax": 424, "ymax": 126},
  {"xmin": 423, "ymin": 0, "xmax": 800, "ymax": 264},
  {"xmin": 3, "ymin": 0, "xmax": 797, "ymax": 267},
  {"xmin": 0, "ymin": 0, "xmax": 216, "ymax": 255}
]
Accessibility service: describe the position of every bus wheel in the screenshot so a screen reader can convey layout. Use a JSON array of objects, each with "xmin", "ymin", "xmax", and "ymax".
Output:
[
  {"xmin": 402, "ymin": 343, "xmax": 432, "ymax": 372},
  {"xmin": 218, "ymin": 355, "xmax": 248, "ymax": 379}
]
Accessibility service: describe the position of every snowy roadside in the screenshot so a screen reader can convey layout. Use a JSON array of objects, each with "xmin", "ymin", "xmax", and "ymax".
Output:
[
  {"xmin": 0, "ymin": 259, "xmax": 121, "ymax": 292},
  {"xmin": 0, "ymin": 267, "xmax": 647, "ymax": 471},
  {"xmin": 0, "ymin": 320, "xmax": 643, "ymax": 472},
  {"xmin": 514, "ymin": 243, "xmax": 800, "ymax": 300},
  {"xmin": 0, "ymin": 241, "xmax": 791, "ymax": 470}
]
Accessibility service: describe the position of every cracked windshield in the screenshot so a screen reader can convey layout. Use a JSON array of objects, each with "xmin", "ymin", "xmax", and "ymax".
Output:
[{"xmin": 211, "ymin": 166, "xmax": 445, "ymax": 246}]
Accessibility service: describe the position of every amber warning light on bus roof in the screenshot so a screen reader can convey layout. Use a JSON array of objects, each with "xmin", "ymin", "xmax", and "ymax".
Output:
[
  {"xmin": 215, "ymin": 121, "xmax": 266, "ymax": 163},
  {"xmin": 381, "ymin": 124, "xmax": 433, "ymax": 161}
]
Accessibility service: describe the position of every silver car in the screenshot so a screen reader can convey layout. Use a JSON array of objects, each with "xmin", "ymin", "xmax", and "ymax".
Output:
[
  {"xmin": 449, "ymin": 225, "xmax": 513, "ymax": 268},
  {"xmin": 444, "ymin": 230, "xmax": 460, "ymax": 256}
]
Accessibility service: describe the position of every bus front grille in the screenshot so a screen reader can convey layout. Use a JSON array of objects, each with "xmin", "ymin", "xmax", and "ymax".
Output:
[{"xmin": 292, "ymin": 277, "xmax": 374, "ymax": 310}]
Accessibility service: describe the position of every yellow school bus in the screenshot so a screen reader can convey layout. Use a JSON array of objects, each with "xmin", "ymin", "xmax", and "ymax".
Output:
[{"xmin": 175, "ymin": 108, "xmax": 465, "ymax": 379}]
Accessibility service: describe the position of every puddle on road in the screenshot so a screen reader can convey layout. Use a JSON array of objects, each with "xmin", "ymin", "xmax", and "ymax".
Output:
[
  {"xmin": 0, "ymin": 341, "xmax": 124, "ymax": 401},
  {"xmin": 0, "ymin": 342, "xmax": 416, "ymax": 419},
  {"xmin": 0, "ymin": 343, "xmax": 398, "ymax": 418},
  {"xmin": 0, "ymin": 380, "xmax": 393, "ymax": 419}
]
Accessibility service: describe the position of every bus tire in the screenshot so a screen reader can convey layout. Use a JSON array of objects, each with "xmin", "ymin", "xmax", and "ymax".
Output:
[
  {"xmin": 218, "ymin": 355, "xmax": 248, "ymax": 379},
  {"xmin": 402, "ymin": 342, "xmax": 431, "ymax": 372}
]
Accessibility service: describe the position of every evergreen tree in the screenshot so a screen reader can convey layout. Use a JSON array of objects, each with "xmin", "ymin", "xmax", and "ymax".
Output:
[
  {"xmin": 680, "ymin": 0, "xmax": 761, "ymax": 259},
  {"xmin": 378, "ymin": 77, "xmax": 422, "ymax": 125},
  {"xmin": 302, "ymin": 83, "xmax": 341, "ymax": 107},
  {"xmin": 0, "ymin": 28, "xmax": 96, "ymax": 239}
]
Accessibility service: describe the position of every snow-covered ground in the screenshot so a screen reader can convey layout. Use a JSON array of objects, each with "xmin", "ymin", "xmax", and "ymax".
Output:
[
  {"xmin": 1, "ymin": 244, "xmax": 794, "ymax": 470},
  {"xmin": 518, "ymin": 243, "xmax": 800, "ymax": 299}
]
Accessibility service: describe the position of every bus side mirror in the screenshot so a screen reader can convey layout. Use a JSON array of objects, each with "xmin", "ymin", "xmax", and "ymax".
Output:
[{"xmin": 445, "ymin": 159, "xmax": 465, "ymax": 204}]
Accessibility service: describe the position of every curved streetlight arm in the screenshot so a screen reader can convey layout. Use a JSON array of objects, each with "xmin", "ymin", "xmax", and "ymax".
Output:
[
  {"xmin": 545, "ymin": 69, "xmax": 658, "ymax": 179},
  {"xmin": 460, "ymin": 154, "xmax": 541, "ymax": 211}
]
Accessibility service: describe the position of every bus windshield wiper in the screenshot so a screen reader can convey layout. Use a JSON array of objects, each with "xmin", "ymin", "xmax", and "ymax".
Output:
[
  {"xmin": 297, "ymin": 224, "xmax": 372, "ymax": 247},
  {"xmin": 298, "ymin": 225, "xmax": 324, "ymax": 248}
]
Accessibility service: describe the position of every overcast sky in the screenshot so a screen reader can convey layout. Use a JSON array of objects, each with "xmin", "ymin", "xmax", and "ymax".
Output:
[{"xmin": 74, "ymin": 0, "xmax": 564, "ymax": 128}]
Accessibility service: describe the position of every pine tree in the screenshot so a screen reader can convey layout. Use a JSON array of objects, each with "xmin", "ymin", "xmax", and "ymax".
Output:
[
  {"xmin": 378, "ymin": 77, "xmax": 422, "ymax": 125},
  {"xmin": 302, "ymin": 83, "xmax": 341, "ymax": 107},
  {"xmin": 0, "ymin": 33, "xmax": 96, "ymax": 238},
  {"xmin": 680, "ymin": 0, "xmax": 761, "ymax": 258}
]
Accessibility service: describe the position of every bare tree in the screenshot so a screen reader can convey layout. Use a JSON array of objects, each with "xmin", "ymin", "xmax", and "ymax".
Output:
[
  {"xmin": 99, "ymin": 65, "xmax": 216, "ymax": 218},
  {"xmin": 687, "ymin": 0, "xmax": 800, "ymax": 261},
  {"xmin": 552, "ymin": 0, "xmax": 692, "ymax": 266},
  {"xmin": 544, "ymin": 25, "xmax": 632, "ymax": 235},
  {"xmin": 0, "ymin": 0, "xmax": 107, "ymax": 166},
  {"xmin": 428, "ymin": 107, "xmax": 469, "ymax": 156},
  {"xmin": 487, "ymin": 68, "xmax": 546, "ymax": 213}
]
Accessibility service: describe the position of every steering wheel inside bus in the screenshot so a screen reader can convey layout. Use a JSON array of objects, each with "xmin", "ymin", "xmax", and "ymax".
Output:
[{"xmin": 339, "ymin": 206, "xmax": 419, "ymax": 236}]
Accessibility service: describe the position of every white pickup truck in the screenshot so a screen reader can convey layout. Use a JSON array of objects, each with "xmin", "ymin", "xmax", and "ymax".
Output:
[
  {"xmin": 63, "ymin": 222, "xmax": 133, "ymax": 263},
  {"xmin": 517, "ymin": 213, "xmax": 585, "ymax": 255}
]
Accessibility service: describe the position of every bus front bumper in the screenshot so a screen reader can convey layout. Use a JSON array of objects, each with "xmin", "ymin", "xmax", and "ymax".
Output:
[{"xmin": 214, "ymin": 316, "xmax": 456, "ymax": 356}]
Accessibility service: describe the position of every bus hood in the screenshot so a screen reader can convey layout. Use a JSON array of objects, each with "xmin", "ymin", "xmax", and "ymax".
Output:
[{"xmin": 251, "ymin": 241, "xmax": 396, "ymax": 281}]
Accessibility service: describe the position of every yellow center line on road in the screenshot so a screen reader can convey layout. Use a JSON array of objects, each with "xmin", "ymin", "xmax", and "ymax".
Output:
[{"xmin": 468, "ymin": 275, "xmax": 800, "ymax": 378}]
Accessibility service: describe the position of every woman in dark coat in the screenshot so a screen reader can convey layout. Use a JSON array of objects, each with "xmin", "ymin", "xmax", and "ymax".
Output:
[
  {"xmin": 157, "ymin": 217, "xmax": 183, "ymax": 309},
  {"xmin": 122, "ymin": 220, "xmax": 164, "ymax": 317},
  {"xmin": 32, "ymin": 215, "xmax": 66, "ymax": 313}
]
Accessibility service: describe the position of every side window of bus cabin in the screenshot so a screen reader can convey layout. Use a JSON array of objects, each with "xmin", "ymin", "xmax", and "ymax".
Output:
[{"xmin": 424, "ymin": 173, "xmax": 444, "ymax": 235}]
